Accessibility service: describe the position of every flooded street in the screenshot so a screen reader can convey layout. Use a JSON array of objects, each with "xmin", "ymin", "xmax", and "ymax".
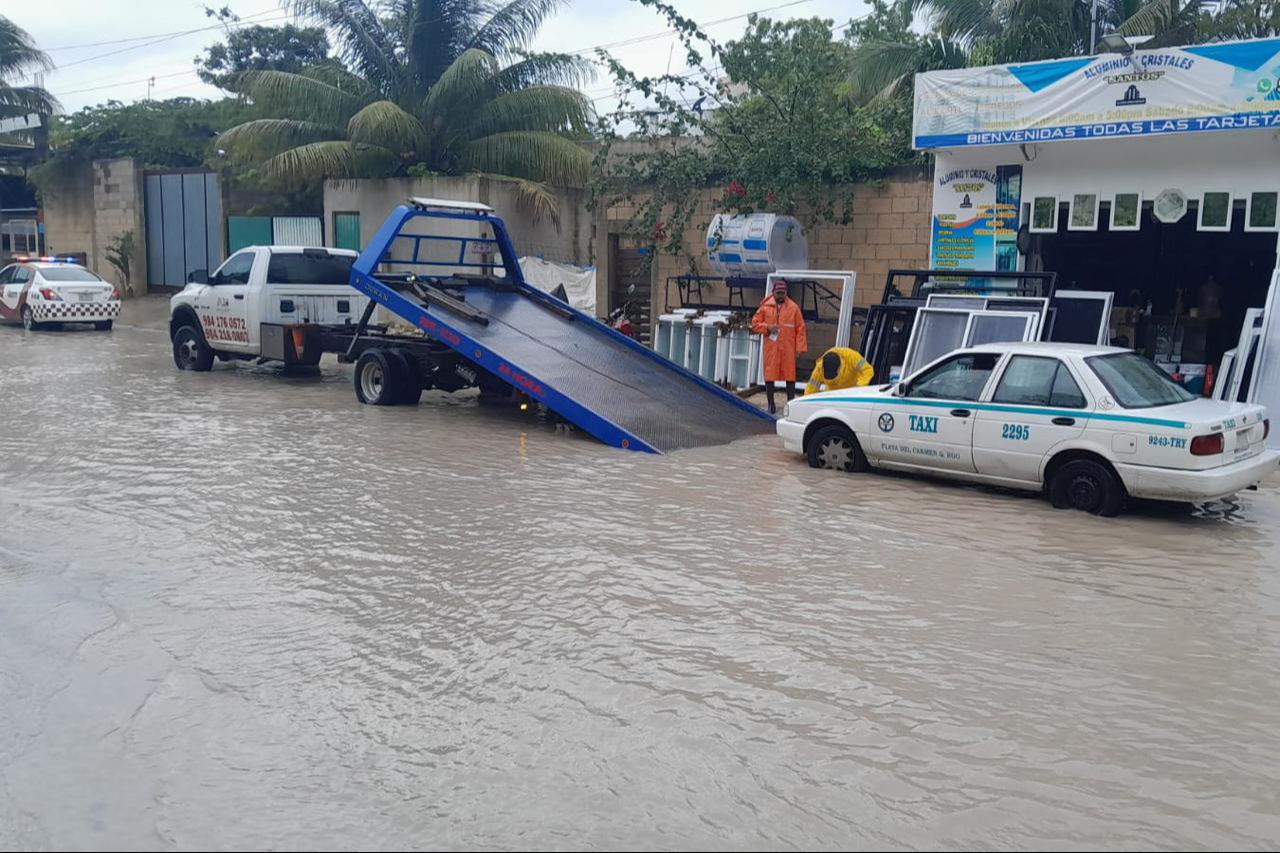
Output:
[{"xmin": 3, "ymin": 299, "xmax": 1280, "ymax": 851}]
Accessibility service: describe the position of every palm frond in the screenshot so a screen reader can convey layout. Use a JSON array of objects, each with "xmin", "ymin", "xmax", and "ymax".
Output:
[
  {"xmin": 917, "ymin": 0, "xmax": 1001, "ymax": 44},
  {"xmin": 468, "ymin": 0, "xmax": 568, "ymax": 59},
  {"xmin": 0, "ymin": 17, "xmax": 53, "ymax": 79},
  {"xmin": 232, "ymin": 69, "xmax": 368, "ymax": 126},
  {"xmin": 0, "ymin": 83, "xmax": 59, "ymax": 116},
  {"xmin": 845, "ymin": 37, "xmax": 967, "ymax": 103},
  {"xmin": 423, "ymin": 48, "xmax": 500, "ymax": 120},
  {"xmin": 287, "ymin": 0, "xmax": 400, "ymax": 94},
  {"xmin": 464, "ymin": 86, "xmax": 593, "ymax": 137},
  {"xmin": 217, "ymin": 119, "xmax": 342, "ymax": 160},
  {"xmin": 1115, "ymin": 0, "xmax": 1183, "ymax": 38},
  {"xmin": 461, "ymin": 130, "xmax": 591, "ymax": 185},
  {"xmin": 262, "ymin": 140, "xmax": 398, "ymax": 181},
  {"xmin": 403, "ymin": 0, "xmax": 481, "ymax": 91},
  {"xmin": 489, "ymin": 53, "xmax": 596, "ymax": 92},
  {"xmin": 471, "ymin": 171, "xmax": 562, "ymax": 227},
  {"xmin": 346, "ymin": 99, "xmax": 428, "ymax": 153},
  {"xmin": 300, "ymin": 64, "xmax": 378, "ymax": 99}
]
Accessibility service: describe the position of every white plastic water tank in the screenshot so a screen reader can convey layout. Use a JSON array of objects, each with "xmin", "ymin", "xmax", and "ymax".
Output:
[{"xmin": 706, "ymin": 213, "xmax": 807, "ymax": 277}]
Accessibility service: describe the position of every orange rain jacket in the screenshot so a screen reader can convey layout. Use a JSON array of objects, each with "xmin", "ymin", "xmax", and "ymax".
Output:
[{"xmin": 751, "ymin": 295, "xmax": 808, "ymax": 382}]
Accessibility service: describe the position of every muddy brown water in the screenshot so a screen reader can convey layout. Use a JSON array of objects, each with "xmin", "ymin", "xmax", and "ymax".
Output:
[{"xmin": 2, "ymin": 299, "xmax": 1279, "ymax": 851}]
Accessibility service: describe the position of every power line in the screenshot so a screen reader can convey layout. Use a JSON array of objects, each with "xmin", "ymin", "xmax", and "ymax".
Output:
[
  {"xmin": 54, "ymin": 69, "xmax": 197, "ymax": 98},
  {"xmin": 41, "ymin": 7, "xmax": 284, "ymax": 51},
  {"xmin": 568, "ymin": 0, "xmax": 820, "ymax": 55}
]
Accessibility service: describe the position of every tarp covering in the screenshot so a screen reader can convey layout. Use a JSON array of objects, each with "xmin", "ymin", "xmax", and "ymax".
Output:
[
  {"xmin": 914, "ymin": 37, "xmax": 1280, "ymax": 149},
  {"xmin": 519, "ymin": 256, "xmax": 596, "ymax": 315}
]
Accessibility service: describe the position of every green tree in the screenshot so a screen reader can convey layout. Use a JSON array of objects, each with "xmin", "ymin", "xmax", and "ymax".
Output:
[
  {"xmin": 845, "ymin": 0, "xmax": 1200, "ymax": 104},
  {"xmin": 594, "ymin": 10, "xmax": 918, "ymax": 266},
  {"xmin": 217, "ymin": 0, "xmax": 595, "ymax": 200},
  {"xmin": 196, "ymin": 24, "xmax": 333, "ymax": 88},
  {"xmin": 0, "ymin": 15, "xmax": 58, "ymax": 125},
  {"xmin": 1196, "ymin": 0, "xmax": 1280, "ymax": 40}
]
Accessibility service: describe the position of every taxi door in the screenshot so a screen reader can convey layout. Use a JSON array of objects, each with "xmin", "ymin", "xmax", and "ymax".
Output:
[
  {"xmin": 871, "ymin": 351, "xmax": 1000, "ymax": 473},
  {"xmin": 195, "ymin": 250, "xmax": 255, "ymax": 352},
  {"xmin": 974, "ymin": 355, "xmax": 1090, "ymax": 482}
]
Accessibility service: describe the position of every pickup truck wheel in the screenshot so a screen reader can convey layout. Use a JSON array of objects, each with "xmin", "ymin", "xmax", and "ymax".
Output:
[
  {"xmin": 1050, "ymin": 459, "xmax": 1124, "ymax": 517},
  {"xmin": 806, "ymin": 424, "xmax": 868, "ymax": 473},
  {"xmin": 386, "ymin": 349, "xmax": 422, "ymax": 405},
  {"xmin": 173, "ymin": 325, "xmax": 214, "ymax": 371},
  {"xmin": 355, "ymin": 349, "xmax": 402, "ymax": 406}
]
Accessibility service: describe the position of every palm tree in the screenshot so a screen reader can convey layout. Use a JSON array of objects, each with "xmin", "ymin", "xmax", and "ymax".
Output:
[
  {"xmin": 218, "ymin": 0, "xmax": 594, "ymax": 209},
  {"xmin": 0, "ymin": 15, "xmax": 59, "ymax": 127},
  {"xmin": 846, "ymin": 0, "xmax": 1199, "ymax": 104}
]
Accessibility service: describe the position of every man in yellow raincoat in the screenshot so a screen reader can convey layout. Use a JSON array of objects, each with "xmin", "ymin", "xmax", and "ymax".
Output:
[{"xmin": 751, "ymin": 278, "xmax": 807, "ymax": 414}]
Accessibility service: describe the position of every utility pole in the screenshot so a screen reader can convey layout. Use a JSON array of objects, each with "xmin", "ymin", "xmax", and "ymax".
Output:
[{"xmin": 147, "ymin": 76, "xmax": 155, "ymax": 101}]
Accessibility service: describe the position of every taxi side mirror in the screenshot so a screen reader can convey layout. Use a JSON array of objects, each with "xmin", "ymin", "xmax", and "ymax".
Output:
[{"xmin": 895, "ymin": 381, "xmax": 909, "ymax": 397}]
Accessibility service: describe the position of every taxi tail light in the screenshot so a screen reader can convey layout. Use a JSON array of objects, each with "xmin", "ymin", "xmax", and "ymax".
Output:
[
  {"xmin": 1190, "ymin": 433, "xmax": 1224, "ymax": 456},
  {"xmin": 38, "ymin": 287, "xmax": 61, "ymax": 301}
]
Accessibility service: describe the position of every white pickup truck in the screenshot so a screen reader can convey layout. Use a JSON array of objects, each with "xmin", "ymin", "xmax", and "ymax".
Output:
[{"xmin": 169, "ymin": 245, "xmax": 368, "ymax": 370}]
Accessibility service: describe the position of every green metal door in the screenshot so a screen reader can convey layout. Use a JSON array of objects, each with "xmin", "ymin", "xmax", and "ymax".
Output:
[{"xmin": 334, "ymin": 213, "xmax": 361, "ymax": 251}]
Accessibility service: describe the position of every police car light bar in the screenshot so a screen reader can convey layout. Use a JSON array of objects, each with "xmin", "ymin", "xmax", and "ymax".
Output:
[{"xmin": 13, "ymin": 256, "xmax": 79, "ymax": 264}]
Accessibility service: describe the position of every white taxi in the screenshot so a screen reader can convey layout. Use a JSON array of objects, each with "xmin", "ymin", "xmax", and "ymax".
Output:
[
  {"xmin": 777, "ymin": 342, "xmax": 1278, "ymax": 515},
  {"xmin": 0, "ymin": 259, "xmax": 121, "ymax": 331}
]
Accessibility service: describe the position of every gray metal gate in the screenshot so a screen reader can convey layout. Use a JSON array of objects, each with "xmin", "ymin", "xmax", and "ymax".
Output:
[{"xmin": 144, "ymin": 170, "xmax": 222, "ymax": 289}]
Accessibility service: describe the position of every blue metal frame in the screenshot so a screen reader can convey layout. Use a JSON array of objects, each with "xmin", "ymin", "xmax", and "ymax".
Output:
[{"xmin": 351, "ymin": 204, "xmax": 773, "ymax": 453}]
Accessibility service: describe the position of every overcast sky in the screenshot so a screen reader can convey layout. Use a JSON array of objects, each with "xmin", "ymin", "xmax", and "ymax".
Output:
[{"xmin": 19, "ymin": 0, "xmax": 868, "ymax": 114}]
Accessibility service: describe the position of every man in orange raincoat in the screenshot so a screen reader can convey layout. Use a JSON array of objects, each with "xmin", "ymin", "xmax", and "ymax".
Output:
[{"xmin": 751, "ymin": 278, "xmax": 808, "ymax": 414}]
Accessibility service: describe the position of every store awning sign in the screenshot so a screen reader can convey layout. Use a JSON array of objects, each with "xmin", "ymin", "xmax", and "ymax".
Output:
[{"xmin": 913, "ymin": 37, "xmax": 1280, "ymax": 149}]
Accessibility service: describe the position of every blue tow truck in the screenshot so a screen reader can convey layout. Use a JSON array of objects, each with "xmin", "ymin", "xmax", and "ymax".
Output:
[{"xmin": 334, "ymin": 198, "xmax": 773, "ymax": 452}]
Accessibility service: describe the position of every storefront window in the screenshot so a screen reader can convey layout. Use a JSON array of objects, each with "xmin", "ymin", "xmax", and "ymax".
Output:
[
  {"xmin": 1031, "ymin": 196, "xmax": 1058, "ymax": 232},
  {"xmin": 1198, "ymin": 192, "xmax": 1232, "ymax": 231},
  {"xmin": 1246, "ymin": 191, "xmax": 1278, "ymax": 231},
  {"xmin": 1110, "ymin": 193, "xmax": 1141, "ymax": 230},
  {"xmin": 1069, "ymin": 194, "xmax": 1099, "ymax": 230}
]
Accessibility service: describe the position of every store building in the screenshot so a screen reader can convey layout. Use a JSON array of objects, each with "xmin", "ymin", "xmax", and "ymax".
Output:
[{"xmin": 914, "ymin": 36, "xmax": 1280, "ymax": 448}]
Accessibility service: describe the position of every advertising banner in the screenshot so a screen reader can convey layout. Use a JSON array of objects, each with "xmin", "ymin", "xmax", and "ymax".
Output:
[
  {"xmin": 930, "ymin": 165, "xmax": 1022, "ymax": 270},
  {"xmin": 914, "ymin": 37, "xmax": 1280, "ymax": 149}
]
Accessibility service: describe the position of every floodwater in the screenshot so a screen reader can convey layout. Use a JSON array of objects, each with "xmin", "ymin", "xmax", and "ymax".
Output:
[{"xmin": 2, "ymin": 299, "xmax": 1280, "ymax": 852}]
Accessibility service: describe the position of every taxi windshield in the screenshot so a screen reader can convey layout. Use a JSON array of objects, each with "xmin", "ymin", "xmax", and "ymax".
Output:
[{"xmin": 1086, "ymin": 352, "xmax": 1195, "ymax": 408}]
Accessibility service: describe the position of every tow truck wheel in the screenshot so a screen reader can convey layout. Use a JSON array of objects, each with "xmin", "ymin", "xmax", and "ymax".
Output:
[
  {"xmin": 386, "ymin": 349, "xmax": 422, "ymax": 405},
  {"xmin": 21, "ymin": 305, "xmax": 41, "ymax": 331},
  {"xmin": 173, "ymin": 325, "xmax": 214, "ymax": 371},
  {"xmin": 355, "ymin": 349, "xmax": 402, "ymax": 406},
  {"xmin": 806, "ymin": 424, "xmax": 868, "ymax": 473},
  {"xmin": 1049, "ymin": 458, "xmax": 1124, "ymax": 517}
]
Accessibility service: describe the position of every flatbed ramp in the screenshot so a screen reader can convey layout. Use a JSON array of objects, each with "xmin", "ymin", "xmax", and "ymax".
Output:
[{"xmin": 350, "ymin": 201, "xmax": 775, "ymax": 453}]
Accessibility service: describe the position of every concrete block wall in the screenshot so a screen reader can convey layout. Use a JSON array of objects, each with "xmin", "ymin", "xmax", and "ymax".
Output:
[
  {"xmin": 42, "ymin": 157, "xmax": 148, "ymax": 295},
  {"xmin": 595, "ymin": 168, "xmax": 933, "ymax": 353}
]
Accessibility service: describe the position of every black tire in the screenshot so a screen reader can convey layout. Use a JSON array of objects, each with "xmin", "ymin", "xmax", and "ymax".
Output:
[
  {"xmin": 1049, "ymin": 459, "xmax": 1125, "ymax": 517},
  {"xmin": 172, "ymin": 324, "xmax": 214, "ymax": 371},
  {"xmin": 354, "ymin": 349, "xmax": 403, "ymax": 406},
  {"xmin": 806, "ymin": 424, "xmax": 869, "ymax": 473},
  {"xmin": 94, "ymin": 320, "xmax": 113, "ymax": 331},
  {"xmin": 385, "ymin": 349, "xmax": 422, "ymax": 406},
  {"xmin": 21, "ymin": 305, "xmax": 41, "ymax": 331}
]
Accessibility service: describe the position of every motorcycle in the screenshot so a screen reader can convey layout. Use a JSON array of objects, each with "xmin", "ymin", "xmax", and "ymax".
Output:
[{"xmin": 609, "ymin": 301, "xmax": 637, "ymax": 339}]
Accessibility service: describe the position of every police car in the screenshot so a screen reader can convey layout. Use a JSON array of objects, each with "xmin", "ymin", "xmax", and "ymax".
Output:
[
  {"xmin": 0, "ymin": 258, "xmax": 121, "ymax": 331},
  {"xmin": 777, "ymin": 342, "xmax": 1278, "ymax": 515}
]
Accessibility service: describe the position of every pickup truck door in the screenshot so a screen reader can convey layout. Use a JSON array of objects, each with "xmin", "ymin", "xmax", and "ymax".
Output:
[
  {"xmin": 871, "ymin": 352, "xmax": 1000, "ymax": 473},
  {"xmin": 196, "ymin": 250, "xmax": 256, "ymax": 352},
  {"xmin": 974, "ymin": 355, "xmax": 1091, "ymax": 483}
]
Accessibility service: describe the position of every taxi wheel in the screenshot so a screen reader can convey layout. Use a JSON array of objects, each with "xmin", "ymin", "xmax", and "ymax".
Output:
[
  {"xmin": 21, "ymin": 305, "xmax": 42, "ymax": 331},
  {"xmin": 173, "ymin": 325, "xmax": 214, "ymax": 372},
  {"xmin": 806, "ymin": 424, "xmax": 868, "ymax": 473},
  {"xmin": 1050, "ymin": 459, "xmax": 1124, "ymax": 517}
]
